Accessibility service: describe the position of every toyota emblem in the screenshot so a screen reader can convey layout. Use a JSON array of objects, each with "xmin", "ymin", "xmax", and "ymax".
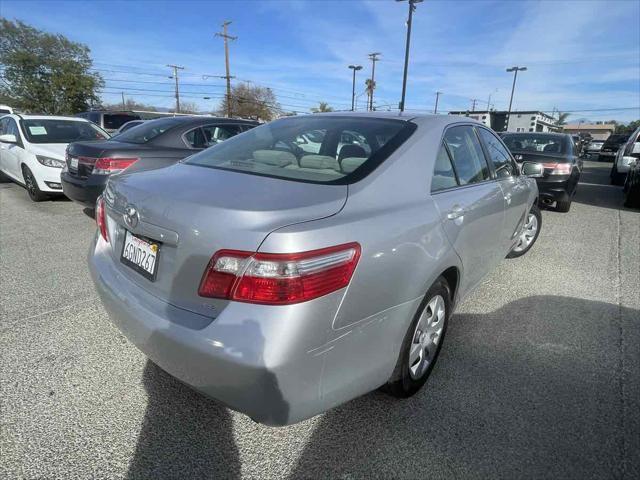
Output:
[{"xmin": 124, "ymin": 205, "xmax": 139, "ymax": 228}]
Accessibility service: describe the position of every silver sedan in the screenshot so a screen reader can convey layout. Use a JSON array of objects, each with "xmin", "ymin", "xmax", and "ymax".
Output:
[{"xmin": 89, "ymin": 113, "xmax": 542, "ymax": 426}]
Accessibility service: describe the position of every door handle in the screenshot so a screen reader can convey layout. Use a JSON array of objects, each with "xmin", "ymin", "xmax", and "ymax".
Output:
[
  {"xmin": 504, "ymin": 193, "xmax": 512, "ymax": 205},
  {"xmin": 447, "ymin": 205, "xmax": 465, "ymax": 220}
]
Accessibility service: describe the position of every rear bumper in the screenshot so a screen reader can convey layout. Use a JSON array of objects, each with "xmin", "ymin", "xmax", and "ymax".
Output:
[
  {"xmin": 535, "ymin": 177, "xmax": 573, "ymax": 204},
  {"xmin": 89, "ymin": 233, "xmax": 412, "ymax": 425},
  {"xmin": 61, "ymin": 172, "xmax": 106, "ymax": 207}
]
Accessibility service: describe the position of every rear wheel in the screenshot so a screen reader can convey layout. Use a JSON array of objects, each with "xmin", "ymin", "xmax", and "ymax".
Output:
[
  {"xmin": 555, "ymin": 198, "xmax": 572, "ymax": 212},
  {"xmin": 507, "ymin": 204, "xmax": 542, "ymax": 258},
  {"xmin": 624, "ymin": 185, "xmax": 640, "ymax": 209},
  {"xmin": 385, "ymin": 277, "xmax": 450, "ymax": 398},
  {"xmin": 22, "ymin": 165, "xmax": 47, "ymax": 202}
]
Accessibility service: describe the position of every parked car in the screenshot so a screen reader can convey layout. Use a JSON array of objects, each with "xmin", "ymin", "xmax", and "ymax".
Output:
[
  {"xmin": 115, "ymin": 119, "xmax": 145, "ymax": 135},
  {"xmin": 598, "ymin": 134, "xmax": 628, "ymax": 162},
  {"xmin": 62, "ymin": 116, "xmax": 258, "ymax": 208},
  {"xmin": 586, "ymin": 139, "xmax": 604, "ymax": 156},
  {"xmin": 612, "ymin": 126, "xmax": 640, "ymax": 186},
  {"xmin": 502, "ymin": 132, "xmax": 581, "ymax": 212},
  {"xmin": 623, "ymin": 158, "xmax": 640, "ymax": 209},
  {"xmin": 76, "ymin": 110, "xmax": 142, "ymax": 134},
  {"xmin": 89, "ymin": 113, "xmax": 542, "ymax": 426},
  {"xmin": 0, "ymin": 105, "xmax": 14, "ymax": 116},
  {"xmin": 0, "ymin": 114, "xmax": 109, "ymax": 201}
]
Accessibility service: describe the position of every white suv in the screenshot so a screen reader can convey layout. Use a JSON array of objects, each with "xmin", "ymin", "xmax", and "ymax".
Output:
[{"xmin": 0, "ymin": 114, "xmax": 109, "ymax": 201}]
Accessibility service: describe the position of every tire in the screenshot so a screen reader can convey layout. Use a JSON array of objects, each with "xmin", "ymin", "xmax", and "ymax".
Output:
[
  {"xmin": 507, "ymin": 204, "xmax": 542, "ymax": 258},
  {"xmin": 385, "ymin": 277, "xmax": 451, "ymax": 398},
  {"xmin": 22, "ymin": 165, "xmax": 48, "ymax": 202},
  {"xmin": 556, "ymin": 198, "xmax": 571, "ymax": 212},
  {"xmin": 624, "ymin": 186, "xmax": 640, "ymax": 209}
]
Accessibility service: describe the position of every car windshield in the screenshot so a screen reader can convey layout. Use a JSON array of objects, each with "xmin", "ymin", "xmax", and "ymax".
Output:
[
  {"xmin": 21, "ymin": 119, "xmax": 109, "ymax": 144},
  {"xmin": 184, "ymin": 116, "xmax": 412, "ymax": 184},
  {"xmin": 113, "ymin": 117, "xmax": 183, "ymax": 144},
  {"xmin": 502, "ymin": 134, "xmax": 567, "ymax": 155},
  {"xmin": 103, "ymin": 113, "xmax": 141, "ymax": 130}
]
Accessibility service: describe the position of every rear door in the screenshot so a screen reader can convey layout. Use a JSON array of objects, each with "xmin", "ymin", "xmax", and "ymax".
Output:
[
  {"xmin": 430, "ymin": 125, "xmax": 505, "ymax": 297},
  {"xmin": 477, "ymin": 127, "xmax": 529, "ymax": 254}
]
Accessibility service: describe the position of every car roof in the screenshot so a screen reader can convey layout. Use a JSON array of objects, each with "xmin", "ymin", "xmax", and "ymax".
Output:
[
  {"xmin": 11, "ymin": 114, "xmax": 90, "ymax": 122},
  {"xmin": 503, "ymin": 132, "xmax": 569, "ymax": 137},
  {"xmin": 295, "ymin": 111, "xmax": 483, "ymax": 128}
]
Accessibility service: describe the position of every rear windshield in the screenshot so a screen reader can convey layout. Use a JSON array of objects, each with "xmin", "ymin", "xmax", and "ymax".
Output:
[
  {"xmin": 184, "ymin": 116, "xmax": 413, "ymax": 184},
  {"xmin": 0, "ymin": 108, "xmax": 11, "ymax": 114},
  {"xmin": 21, "ymin": 119, "xmax": 109, "ymax": 144},
  {"xmin": 502, "ymin": 134, "xmax": 567, "ymax": 155},
  {"xmin": 103, "ymin": 113, "xmax": 141, "ymax": 130},
  {"xmin": 113, "ymin": 117, "xmax": 183, "ymax": 144}
]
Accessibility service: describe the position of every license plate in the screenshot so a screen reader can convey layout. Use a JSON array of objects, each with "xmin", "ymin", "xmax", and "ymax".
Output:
[
  {"xmin": 70, "ymin": 157, "xmax": 79, "ymax": 169},
  {"xmin": 121, "ymin": 230, "xmax": 160, "ymax": 280}
]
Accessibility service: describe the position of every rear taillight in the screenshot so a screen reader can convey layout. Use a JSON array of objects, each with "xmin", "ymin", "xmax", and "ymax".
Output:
[
  {"xmin": 93, "ymin": 157, "xmax": 139, "ymax": 175},
  {"xmin": 96, "ymin": 196, "xmax": 108, "ymax": 242},
  {"xmin": 198, "ymin": 243, "xmax": 361, "ymax": 305},
  {"xmin": 541, "ymin": 162, "xmax": 572, "ymax": 175}
]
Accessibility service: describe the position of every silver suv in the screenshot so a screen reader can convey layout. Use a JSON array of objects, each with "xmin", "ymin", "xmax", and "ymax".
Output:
[{"xmin": 89, "ymin": 113, "xmax": 541, "ymax": 426}]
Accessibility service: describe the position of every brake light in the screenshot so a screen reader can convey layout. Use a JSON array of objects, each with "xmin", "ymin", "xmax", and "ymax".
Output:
[
  {"xmin": 541, "ymin": 162, "xmax": 572, "ymax": 175},
  {"xmin": 96, "ymin": 196, "xmax": 108, "ymax": 242},
  {"xmin": 93, "ymin": 157, "xmax": 139, "ymax": 175},
  {"xmin": 198, "ymin": 243, "xmax": 361, "ymax": 305}
]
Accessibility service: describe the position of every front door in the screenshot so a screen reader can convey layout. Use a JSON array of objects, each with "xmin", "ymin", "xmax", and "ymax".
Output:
[
  {"xmin": 430, "ymin": 125, "xmax": 505, "ymax": 298},
  {"xmin": 477, "ymin": 127, "xmax": 530, "ymax": 254}
]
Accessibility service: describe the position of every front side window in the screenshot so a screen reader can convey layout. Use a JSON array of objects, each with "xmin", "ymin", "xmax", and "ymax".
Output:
[
  {"xmin": 20, "ymin": 119, "xmax": 108, "ymax": 144},
  {"xmin": 443, "ymin": 126, "xmax": 490, "ymax": 185},
  {"xmin": 184, "ymin": 116, "xmax": 412, "ymax": 184},
  {"xmin": 431, "ymin": 143, "xmax": 458, "ymax": 192},
  {"xmin": 478, "ymin": 128, "xmax": 516, "ymax": 178}
]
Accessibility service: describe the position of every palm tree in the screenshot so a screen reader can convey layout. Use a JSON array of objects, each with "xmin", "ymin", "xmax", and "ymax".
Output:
[
  {"xmin": 557, "ymin": 112, "xmax": 570, "ymax": 125},
  {"xmin": 311, "ymin": 102, "xmax": 333, "ymax": 113}
]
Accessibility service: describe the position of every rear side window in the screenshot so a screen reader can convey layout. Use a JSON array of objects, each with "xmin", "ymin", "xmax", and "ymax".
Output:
[
  {"xmin": 201, "ymin": 124, "xmax": 243, "ymax": 147},
  {"xmin": 431, "ymin": 144, "xmax": 458, "ymax": 192},
  {"xmin": 88, "ymin": 112, "xmax": 100, "ymax": 124},
  {"xmin": 477, "ymin": 128, "xmax": 516, "ymax": 178},
  {"xmin": 443, "ymin": 126, "xmax": 490, "ymax": 185}
]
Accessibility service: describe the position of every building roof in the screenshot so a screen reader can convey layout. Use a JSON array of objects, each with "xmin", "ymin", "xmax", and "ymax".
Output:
[{"xmin": 562, "ymin": 124, "xmax": 616, "ymax": 130}]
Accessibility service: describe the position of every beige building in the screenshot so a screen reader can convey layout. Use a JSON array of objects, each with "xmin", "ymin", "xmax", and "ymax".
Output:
[{"xmin": 561, "ymin": 123, "xmax": 616, "ymax": 140}]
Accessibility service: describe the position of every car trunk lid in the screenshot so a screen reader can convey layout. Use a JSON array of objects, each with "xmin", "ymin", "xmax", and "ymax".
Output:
[
  {"xmin": 103, "ymin": 163, "xmax": 348, "ymax": 317},
  {"xmin": 66, "ymin": 141, "xmax": 151, "ymax": 179}
]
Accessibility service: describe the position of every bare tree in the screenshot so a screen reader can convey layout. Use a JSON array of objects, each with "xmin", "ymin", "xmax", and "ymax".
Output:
[{"xmin": 220, "ymin": 83, "xmax": 281, "ymax": 121}]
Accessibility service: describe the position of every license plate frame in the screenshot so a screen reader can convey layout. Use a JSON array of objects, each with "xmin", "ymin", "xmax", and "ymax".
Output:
[{"xmin": 120, "ymin": 230, "xmax": 160, "ymax": 281}]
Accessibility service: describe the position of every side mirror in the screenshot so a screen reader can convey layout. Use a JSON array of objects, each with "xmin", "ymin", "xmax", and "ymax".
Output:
[
  {"xmin": 521, "ymin": 161, "xmax": 543, "ymax": 178},
  {"xmin": 0, "ymin": 133, "xmax": 17, "ymax": 144}
]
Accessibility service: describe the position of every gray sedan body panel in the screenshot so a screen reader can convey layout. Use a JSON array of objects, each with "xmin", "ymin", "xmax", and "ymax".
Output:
[{"xmin": 91, "ymin": 113, "xmax": 538, "ymax": 425}]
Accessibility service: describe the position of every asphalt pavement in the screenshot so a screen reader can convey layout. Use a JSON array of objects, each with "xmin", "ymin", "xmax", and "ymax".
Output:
[{"xmin": 1, "ymin": 160, "xmax": 638, "ymax": 479}]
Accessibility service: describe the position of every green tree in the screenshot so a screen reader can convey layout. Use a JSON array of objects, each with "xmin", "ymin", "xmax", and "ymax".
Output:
[
  {"xmin": 0, "ymin": 18, "xmax": 103, "ymax": 114},
  {"xmin": 103, "ymin": 99, "xmax": 158, "ymax": 112},
  {"xmin": 557, "ymin": 112, "xmax": 571, "ymax": 125},
  {"xmin": 311, "ymin": 101, "xmax": 334, "ymax": 113},
  {"xmin": 615, "ymin": 120, "xmax": 640, "ymax": 134},
  {"xmin": 219, "ymin": 83, "xmax": 280, "ymax": 121}
]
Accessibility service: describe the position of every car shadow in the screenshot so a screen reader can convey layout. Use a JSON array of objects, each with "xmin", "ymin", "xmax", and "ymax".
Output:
[
  {"xmin": 126, "ymin": 360, "xmax": 241, "ymax": 480},
  {"xmin": 287, "ymin": 295, "xmax": 639, "ymax": 479},
  {"xmin": 572, "ymin": 161, "xmax": 637, "ymax": 211}
]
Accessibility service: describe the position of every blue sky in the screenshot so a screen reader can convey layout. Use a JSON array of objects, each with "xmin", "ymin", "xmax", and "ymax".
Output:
[{"xmin": 2, "ymin": 0, "xmax": 639, "ymax": 122}]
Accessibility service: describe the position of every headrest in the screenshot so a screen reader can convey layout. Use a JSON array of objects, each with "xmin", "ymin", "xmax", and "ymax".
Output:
[
  {"xmin": 299, "ymin": 155, "xmax": 340, "ymax": 170},
  {"xmin": 252, "ymin": 150, "xmax": 295, "ymax": 166},
  {"xmin": 543, "ymin": 143, "xmax": 560, "ymax": 153},
  {"xmin": 338, "ymin": 144, "xmax": 367, "ymax": 161}
]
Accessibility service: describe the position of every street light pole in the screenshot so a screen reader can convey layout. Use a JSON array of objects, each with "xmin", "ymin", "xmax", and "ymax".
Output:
[
  {"xmin": 397, "ymin": 0, "xmax": 423, "ymax": 112},
  {"xmin": 505, "ymin": 66, "xmax": 527, "ymax": 131},
  {"xmin": 348, "ymin": 65, "xmax": 363, "ymax": 111},
  {"xmin": 434, "ymin": 91, "xmax": 442, "ymax": 114}
]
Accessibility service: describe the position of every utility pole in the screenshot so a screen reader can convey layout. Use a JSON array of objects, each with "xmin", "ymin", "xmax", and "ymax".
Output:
[
  {"xmin": 505, "ymin": 66, "xmax": 527, "ymax": 131},
  {"xmin": 215, "ymin": 21, "xmax": 237, "ymax": 118},
  {"xmin": 434, "ymin": 91, "xmax": 442, "ymax": 114},
  {"xmin": 348, "ymin": 65, "xmax": 363, "ymax": 111},
  {"xmin": 470, "ymin": 98, "xmax": 479, "ymax": 112},
  {"xmin": 167, "ymin": 64, "xmax": 185, "ymax": 113},
  {"xmin": 397, "ymin": 0, "xmax": 423, "ymax": 112},
  {"xmin": 121, "ymin": 92, "xmax": 126, "ymax": 110},
  {"xmin": 368, "ymin": 52, "xmax": 381, "ymax": 111}
]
